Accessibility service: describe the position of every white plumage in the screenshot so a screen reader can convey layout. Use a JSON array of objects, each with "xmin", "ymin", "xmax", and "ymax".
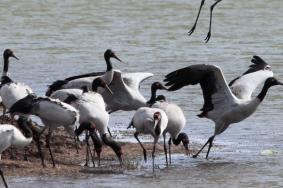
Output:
[
  {"xmin": 0, "ymin": 124, "xmax": 32, "ymax": 158},
  {"xmin": 158, "ymin": 102, "xmax": 186, "ymax": 140},
  {"xmin": 102, "ymin": 70, "xmax": 153, "ymax": 113},
  {"xmin": 147, "ymin": 82, "xmax": 189, "ymax": 164},
  {"xmin": 65, "ymin": 89, "xmax": 123, "ymax": 164},
  {"xmin": 129, "ymin": 107, "xmax": 168, "ymax": 172},
  {"xmin": 71, "ymin": 93, "xmax": 108, "ymax": 135},
  {"xmin": 0, "ymin": 81, "xmax": 33, "ymax": 109},
  {"xmin": 33, "ymin": 98, "xmax": 79, "ymax": 135},
  {"xmin": 50, "ymin": 88, "xmax": 83, "ymax": 102},
  {"xmin": 0, "ymin": 123, "xmax": 33, "ymax": 188},
  {"xmin": 9, "ymin": 95, "xmax": 79, "ymax": 167},
  {"xmin": 0, "ymin": 49, "xmax": 33, "ymax": 112},
  {"xmin": 131, "ymin": 107, "xmax": 168, "ymax": 137},
  {"xmin": 164, "ymin": 62, "xmax": 282, "ymax": 159}
]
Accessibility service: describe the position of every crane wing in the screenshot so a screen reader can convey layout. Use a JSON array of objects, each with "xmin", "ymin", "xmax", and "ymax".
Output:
[
  {"xmin": 164, "ymin": 64, "xmax": 236, "ymax": 115},
  {"xmin": 122, "ymin": 72, "xmax": 153, "ymax": 90},
  {"xmin": 229, "ymin": 56, "xmax": 273, "ymax": 100}
]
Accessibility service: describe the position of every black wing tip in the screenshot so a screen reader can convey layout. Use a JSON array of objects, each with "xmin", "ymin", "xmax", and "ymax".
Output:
[{"xmin": 251, "ymin": 55, "xmax": 268, "ymax": 66}]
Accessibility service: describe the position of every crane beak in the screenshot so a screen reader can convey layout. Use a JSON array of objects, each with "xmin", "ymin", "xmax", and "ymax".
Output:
[
  {"xmin": 112, "ymin": 54, "xmax": 128, "ymax": 64},
  {"xmin": 105, "ymin": 84, "xmax": 114, "ymax": 95},
  {"xmin": 113, "ymin": 54, "xmax": 126, "ymax": 64},
  {"xmin": 161, "ymin": 85, "xmax": 168, "ymax": 90},
  {"xmin": 11, "ymin": 53, "xmax": 19, "ymax": 60},
  {"xmin": 278, "ymin": 81, "xmax": 283, "ymax": 86}
]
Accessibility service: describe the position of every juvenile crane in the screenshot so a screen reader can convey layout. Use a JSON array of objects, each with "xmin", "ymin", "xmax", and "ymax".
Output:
[
  {"xmin": 147, "ymin": 82, "xmax": 189, "ymax": 165},
  {"xmin": 128, "ymin": 107, "xmax": 168, "ymax": 173},
  {"xmin": 9, "ymin": 94, "xmax": 79, "ymax": 167}
]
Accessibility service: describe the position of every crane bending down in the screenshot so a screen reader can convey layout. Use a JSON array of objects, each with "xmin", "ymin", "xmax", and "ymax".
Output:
[
  {"xmin": 8, "ymin": 94, "xmax": 79, "ymax": 167},
  {"xmin": 164, "ymin": 63, "xmax": 282, "ymax": 159},
  {"xmin": 188, "ymin": 0, "xmax": 223, "ymax": 43},
  {"xmin": 61, "ymin": 78, "xmax": 123, "ymax": 165}
]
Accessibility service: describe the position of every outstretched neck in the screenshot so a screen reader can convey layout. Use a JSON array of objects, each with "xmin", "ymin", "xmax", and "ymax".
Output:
[
  {"xmin": 257, "ymin": 84, "xmax": 272, "ymax": 102},
  {"xmin": 104, "ymin": 55, "xmax": 113, "ymax": 71}
]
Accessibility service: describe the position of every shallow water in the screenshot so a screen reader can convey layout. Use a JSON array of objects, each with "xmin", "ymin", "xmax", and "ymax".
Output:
[{"xmin": 1, "ymin": 0, "xmax": 283, "ymax": 187}]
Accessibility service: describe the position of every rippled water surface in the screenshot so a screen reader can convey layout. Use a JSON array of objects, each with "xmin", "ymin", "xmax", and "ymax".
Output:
[{"xmin": 1, "ymin": 0, "xmax": 283, "ymax": 187}]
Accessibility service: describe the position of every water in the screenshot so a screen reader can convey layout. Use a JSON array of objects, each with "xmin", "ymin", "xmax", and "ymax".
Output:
[{"xmin": 1, "ymin": 0, "xmax": 283, "ymax": 187}]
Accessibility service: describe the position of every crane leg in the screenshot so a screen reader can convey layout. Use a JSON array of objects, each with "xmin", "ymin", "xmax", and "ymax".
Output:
[
  {"xmin": 134, "ymin": 132, "xmax": 147, "ymax": 162},
  {"xmin": 152, "ymin": 139, "xmax": 158, "ymax": 174},
  {"xmin": 107, "ymin": 127, "xmax": 113, "ymax": 137},
  {"xmin": 74, "ymin": 126, "xmax": 79, "ymax": 154},
  {"xmin": 0, "ymin": 168, "xmax": 8, "ymax": 188},
  {"xmin": 193, "ymin": 135, "xmax": 215, "ymax": 158},
  {"xmin": 46, "ymin": 128, "xmax": 56, "ymax": 167},
  {"xmin": 188, "ymin": 0, "xmax": 206, "ymax": 36},
  {"xmin": 35, "ymin": 136, "xmax": 46, "ymax": 168},
  {"xmin": 163, "ymin": 134, "xmax": 168, "ymax": 166},
  {"xmin": 205, "ymin": 0, "xmax": 223, "ymax": 43},
  {"xmin": 168, "ymin": 138, "xmax": 172, "ymax": 165},
  {"xmin": 84, "ymin": 131, "xmax": 90, "ymax": 167},
  {"xmin": 206, "ymin": 136, "xmax": 215, "ymax": 159},
  {"xmin": 89, "ymin": 130, "xmax": 102, "ymax": 166}
]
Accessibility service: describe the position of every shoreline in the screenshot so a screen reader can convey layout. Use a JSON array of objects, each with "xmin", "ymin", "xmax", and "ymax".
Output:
[{"xmin": 0, "ymin": 116, "xmax": 195, "ymax": 178}]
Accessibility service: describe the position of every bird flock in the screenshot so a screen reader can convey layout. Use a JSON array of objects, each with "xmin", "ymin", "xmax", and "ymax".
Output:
[{"xmin": 0, "ymin": 48, "xmax": 281, "ymax": 188}]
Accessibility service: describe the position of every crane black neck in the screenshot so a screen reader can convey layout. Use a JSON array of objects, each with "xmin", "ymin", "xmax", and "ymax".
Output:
[
  {"xmin": 104, "ymin": 55, "xmax": 113, "ymax": 71},
  {"xmin": 3, "ymin": 54, "xmax": 10, "ymax": 76},
  {"xmin": 17, "ymin": 116, "xmax": 33, "ymax": 138},
  {"xmin": 172, "ymin": 132, "xmax": 189, "ymax": 146},
  {"xmin": 257, "ymin": 78, "xmax": 279, "ymax": 102},
  {"xmin": 147, "ymin": 86, "xmax": 158, "ymax": 106},
  {"xmin": 102, "ymin": 134, "xmax": 123, "ymax": 163},
  {"xmin": 75, "ymin": 122, "xmax": 93, "ymax": 136}
]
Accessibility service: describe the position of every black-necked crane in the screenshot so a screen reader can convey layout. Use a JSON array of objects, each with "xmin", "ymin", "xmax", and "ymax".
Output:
[
  {"xmin": 0, "ymin": 119, "xmax": 34, "ymax": 188},
  {"xmin": 45, "ymin": 49, "xmax": 123, "ymax": 96},
  {"xmin": 164, "ymin": 63, "xmax": 282, "ymax": 159},
  {"xmin": 128, "ymin": 107, "xmax": 168, "ymax": 173},
  {"xmin": 0, "ymin": 49, "xmax": 33, "ymax": 115},
  {"xmin": 147, "ymin": 82, "xmax": 189, "ymax": 165},
  {"xmin": 8, "ymin": 94, "xmax": 79, "ymax": 167},
  {"xmin": 188, "ymin": 0, "xmax": 222, "ymax": 43},
  {"xmin": 1, "ymin": 49, "xmax": 18, "ymax": 77},
  {"xmin": 63, "ymin": 79, "xmax": 123, "ymax": 165}
]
